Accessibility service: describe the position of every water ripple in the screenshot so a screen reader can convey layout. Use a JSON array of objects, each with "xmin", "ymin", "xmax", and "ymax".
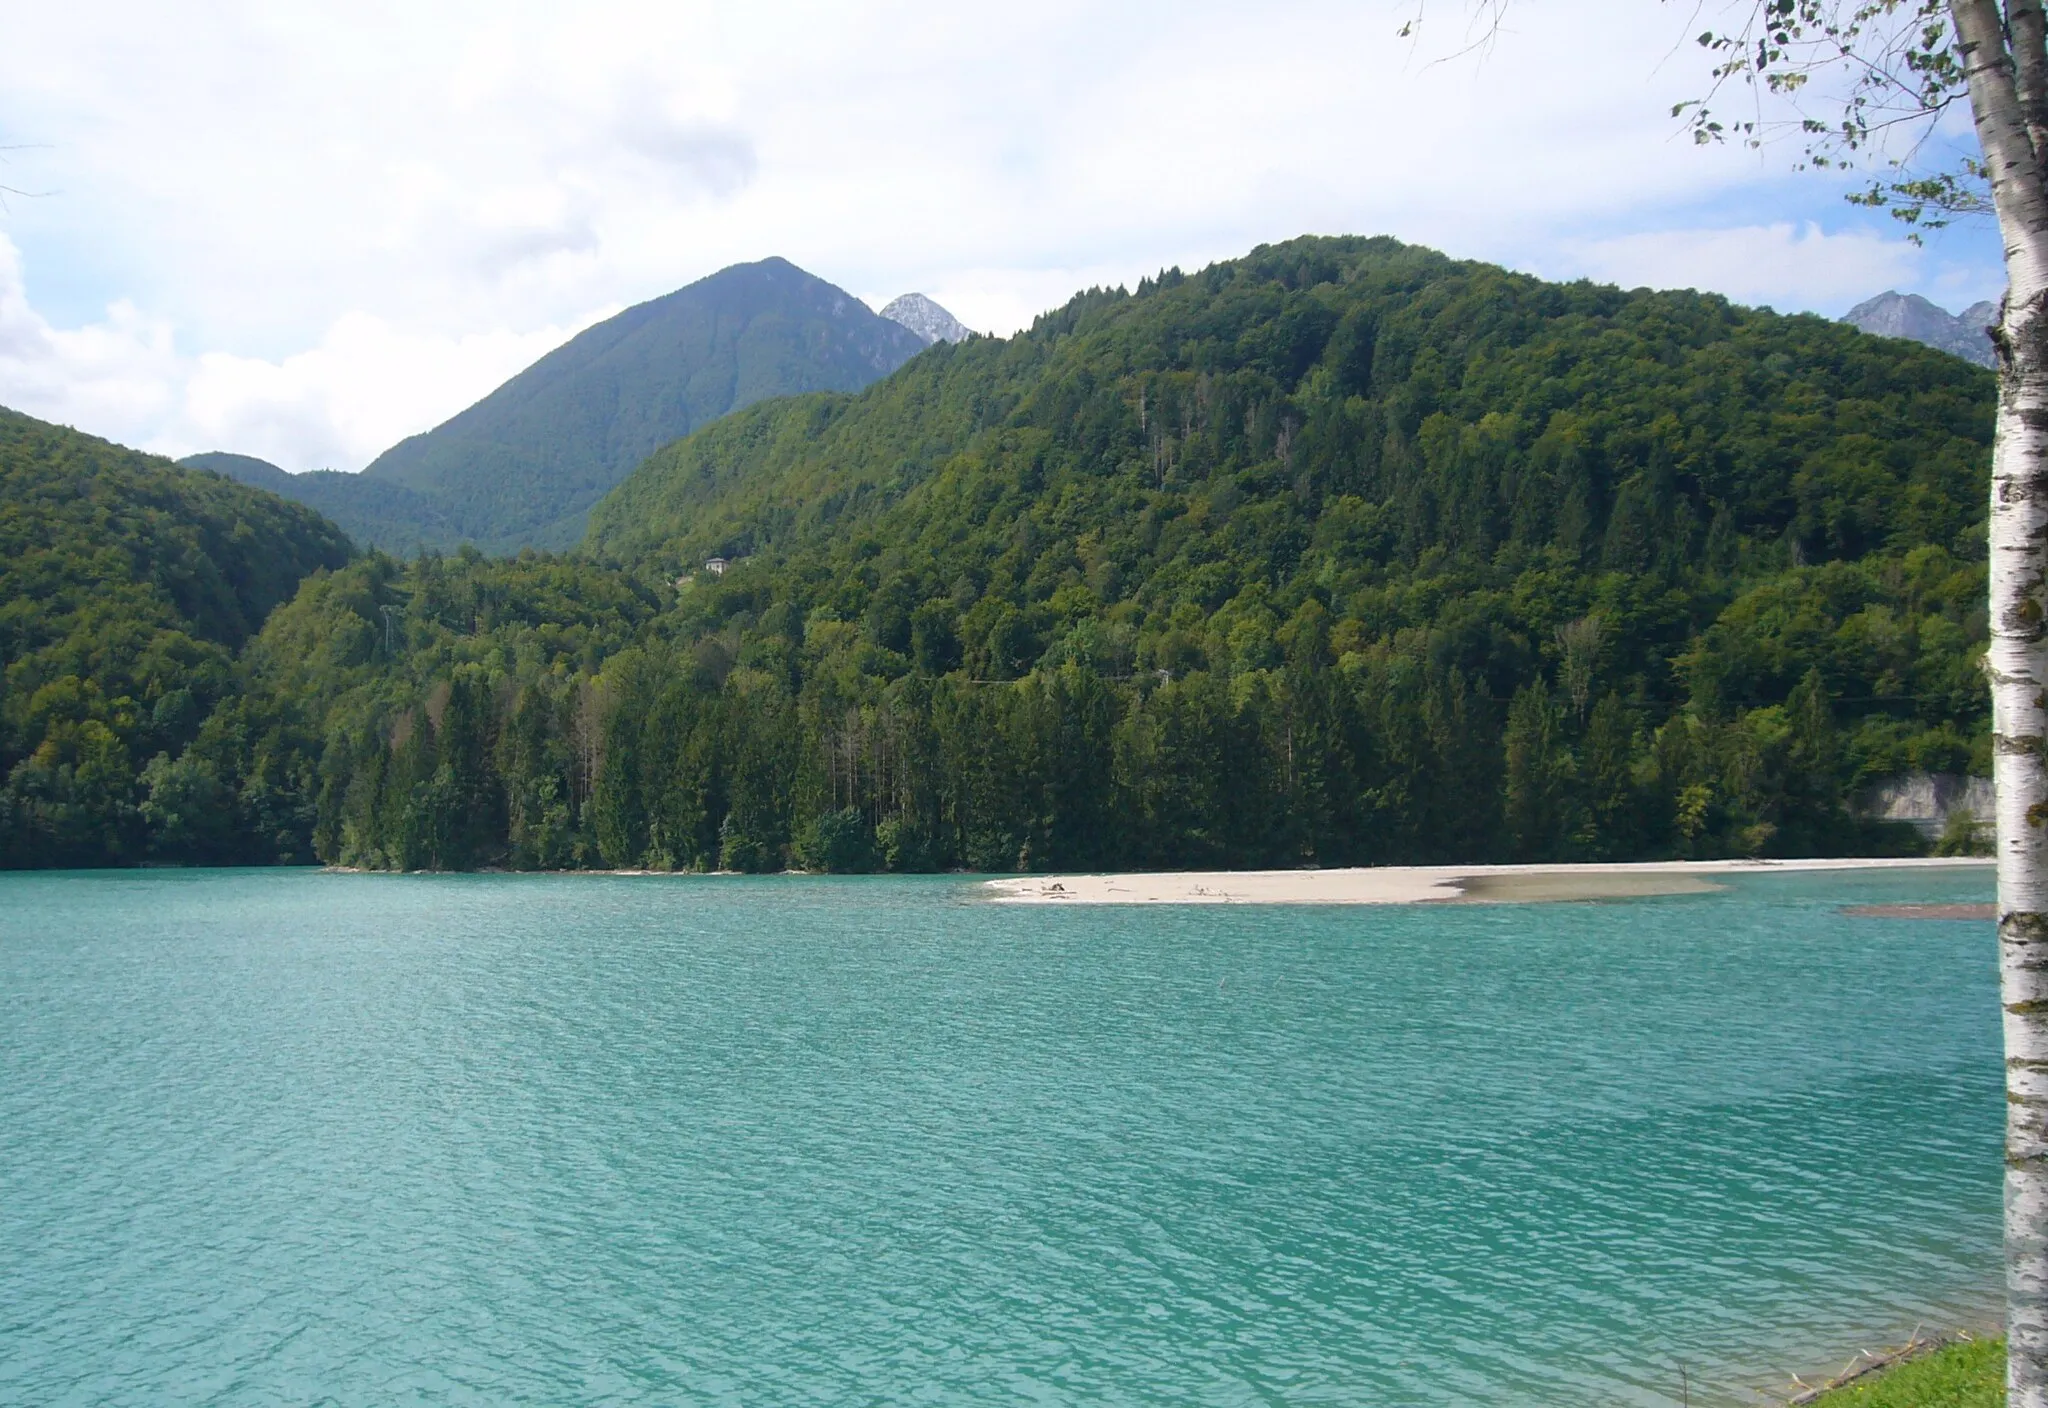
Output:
[{"xmin": 0, "ymin": 867, "xmax": 2003, "ymax": 1405}]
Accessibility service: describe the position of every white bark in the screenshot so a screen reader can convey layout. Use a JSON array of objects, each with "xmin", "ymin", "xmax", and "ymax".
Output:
[
  {"xmin": 1956, "ymin": 2, "xmax": 2048, "ymax": 1399},
  {"xmin": 1991, "ymin": 314, "xmax": 2048, "ymax": 1408}
]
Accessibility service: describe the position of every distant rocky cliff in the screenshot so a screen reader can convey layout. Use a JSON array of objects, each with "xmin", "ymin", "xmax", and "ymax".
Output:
[
  {"xmin": 880, "ymin": 293, "xmax": 974, "ymax": 344},
  {"xmin": 1856, "ymin": 771, "xmax": 1994, "ymax": 838},
  {"xmin": 1842, "ymin": 291, "xmax": 1999, "ymax": 368}
]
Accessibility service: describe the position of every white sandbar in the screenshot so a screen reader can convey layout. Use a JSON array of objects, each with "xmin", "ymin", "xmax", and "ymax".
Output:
[{"xmin": 981, "ymin": 857, "xmax": 1991, "ymax": 906}]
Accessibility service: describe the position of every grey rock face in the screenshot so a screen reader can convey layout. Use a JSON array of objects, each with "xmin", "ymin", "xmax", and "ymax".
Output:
[
  {"xmin": 880, "ymin": 293, "xmax": 974, "ymax": 345},
  {"xmin": 1855, "ymin": 771, "xmax": 1995, "ymax": 837},
  {"xmin": 1960, "ymin": 299, "xmax": 2001, "ymax": 338},
  {"xmin": 1841, "ymin": 291, "xmax": 1998, "ymax": 368}
]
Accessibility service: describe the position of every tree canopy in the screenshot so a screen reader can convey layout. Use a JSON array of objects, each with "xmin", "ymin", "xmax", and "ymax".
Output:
[
  {"xmin": 0, "ymin": 235, "xmax": 2001, "ymax": 872},
  {"xmin": 271, "ymin": 236, "xmax": 1995, "ymax": 873},
  {"xmin": 0, "ymin": 409, "xmax": 351, "ymax": 865}
]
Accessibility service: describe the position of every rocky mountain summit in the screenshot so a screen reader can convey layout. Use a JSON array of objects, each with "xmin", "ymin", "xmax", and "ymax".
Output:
[
  {"xmin": 879, "ymin": 292, "xmax": 974, "ymax": 344},
  {"xmin": 1842, "ymin": 290, "xmax": 1999, "ymax": 368}
]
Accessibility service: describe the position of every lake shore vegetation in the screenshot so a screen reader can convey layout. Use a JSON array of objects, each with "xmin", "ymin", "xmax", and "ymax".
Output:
[{"xmin": 1802, "ymin": 1334, "xmax": 2003, "ymax": 1406}]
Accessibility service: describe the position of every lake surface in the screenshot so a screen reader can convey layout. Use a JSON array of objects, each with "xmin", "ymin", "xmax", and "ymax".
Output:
[{"xmin": 0, "ymin": 867, "xmax": 2002, "ymax": 1406}]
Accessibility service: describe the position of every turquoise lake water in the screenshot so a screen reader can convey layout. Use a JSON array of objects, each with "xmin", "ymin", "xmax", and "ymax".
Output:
[{"xmin": 0, "ymin": 866, "xmax": 2003, "ymax": 1405}]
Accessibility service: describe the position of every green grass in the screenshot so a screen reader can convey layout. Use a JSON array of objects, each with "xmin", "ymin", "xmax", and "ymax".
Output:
[{"xmin": 1805, "ymin": 1337, "xmax": 2004, "ymax": 1406}]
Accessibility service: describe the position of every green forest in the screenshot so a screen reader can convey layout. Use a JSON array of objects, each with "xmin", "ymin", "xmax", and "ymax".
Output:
[
  {"xmin": 0, "ymin": 237, "xmax": 1999, "ymax": 872},
  {"xmin": 0, "ymin": 409, "xmax": 351, "ymax": 866},
  {"xmin": 179, "ymin": 451, "xmax": 471, "ymax": 561}
]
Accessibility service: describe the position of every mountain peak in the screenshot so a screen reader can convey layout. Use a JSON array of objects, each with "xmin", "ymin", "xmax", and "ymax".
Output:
[
  {"xmin": 1842, "ymin": 290, "xmax": 1998, "ymax": 368},
  {"xmin": 347, "ymin": 258, "xmax": 928, "ymax": 551},
  {"xmin": 880, "ymin": 293, "xmax": 973, "ymax": 345}
]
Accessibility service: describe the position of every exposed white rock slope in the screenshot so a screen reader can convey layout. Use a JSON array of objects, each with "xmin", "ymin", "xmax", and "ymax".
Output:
[{"xmin": 879, "ymin": 293, "xmax": 974, "ymax": 345}]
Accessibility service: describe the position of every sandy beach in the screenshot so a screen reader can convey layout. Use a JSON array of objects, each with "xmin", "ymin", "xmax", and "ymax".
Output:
[{"xmin": 982, "ymin": 856, "xmax": 1993, "ymax": 905}]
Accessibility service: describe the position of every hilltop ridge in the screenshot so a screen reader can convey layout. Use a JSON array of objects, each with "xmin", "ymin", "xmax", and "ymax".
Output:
[{"xmin": 178, "ymin": 451, "xmax": 463, "ymax": 554}]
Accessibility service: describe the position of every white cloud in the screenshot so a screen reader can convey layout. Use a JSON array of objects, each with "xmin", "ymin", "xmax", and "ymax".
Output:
[
  {"xmin": 0, "ymin": 234, "xmax": 593, "ymax": 470},
  {"xmin": 0, "ymin": 0, "xmax": 2008, "ymax": 468},
  {"xmin": 178, "ymin": 311, "xmax": 603, "ymax": 470},
  {"xmin": 0, "ymin": 236, "xmax": 181, "ymax": 444},
  {"xmin": 1562, "ymin": 223, "xmax": 1932, "ymax": 314}
]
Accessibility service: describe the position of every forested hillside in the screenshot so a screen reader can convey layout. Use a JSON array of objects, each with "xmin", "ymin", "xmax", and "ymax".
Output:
[
  {"xmin": 180, "ymin": 451, "xmax": 466, "ymax": 556},
  {"xmin": 259, "ymin": 237, "xmax": 1994, "ymax": 873},
  {"xmin": 0, "ymin": 410, "xmax": 351, "ymax": 867}
]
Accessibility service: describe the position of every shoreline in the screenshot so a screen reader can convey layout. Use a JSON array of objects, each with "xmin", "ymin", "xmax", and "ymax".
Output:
[
  {"xmin": 309, "ymin": 855, "xmax": 1996, "ymax": 907},
  {"xmin": 981, "ymin": 856, "xmax": 1993, "ymax": 906}
]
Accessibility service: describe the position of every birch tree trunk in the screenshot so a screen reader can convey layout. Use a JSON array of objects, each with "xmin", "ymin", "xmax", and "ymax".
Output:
[{"xmin": 1954, "ymin": 3, "xmax": 2048, "ymax": 1400}]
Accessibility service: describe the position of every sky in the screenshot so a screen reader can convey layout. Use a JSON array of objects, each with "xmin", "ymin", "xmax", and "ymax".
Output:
[{"xmin": 0, "ymin": 0, "xmax": 2009, "ymax": 474}]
